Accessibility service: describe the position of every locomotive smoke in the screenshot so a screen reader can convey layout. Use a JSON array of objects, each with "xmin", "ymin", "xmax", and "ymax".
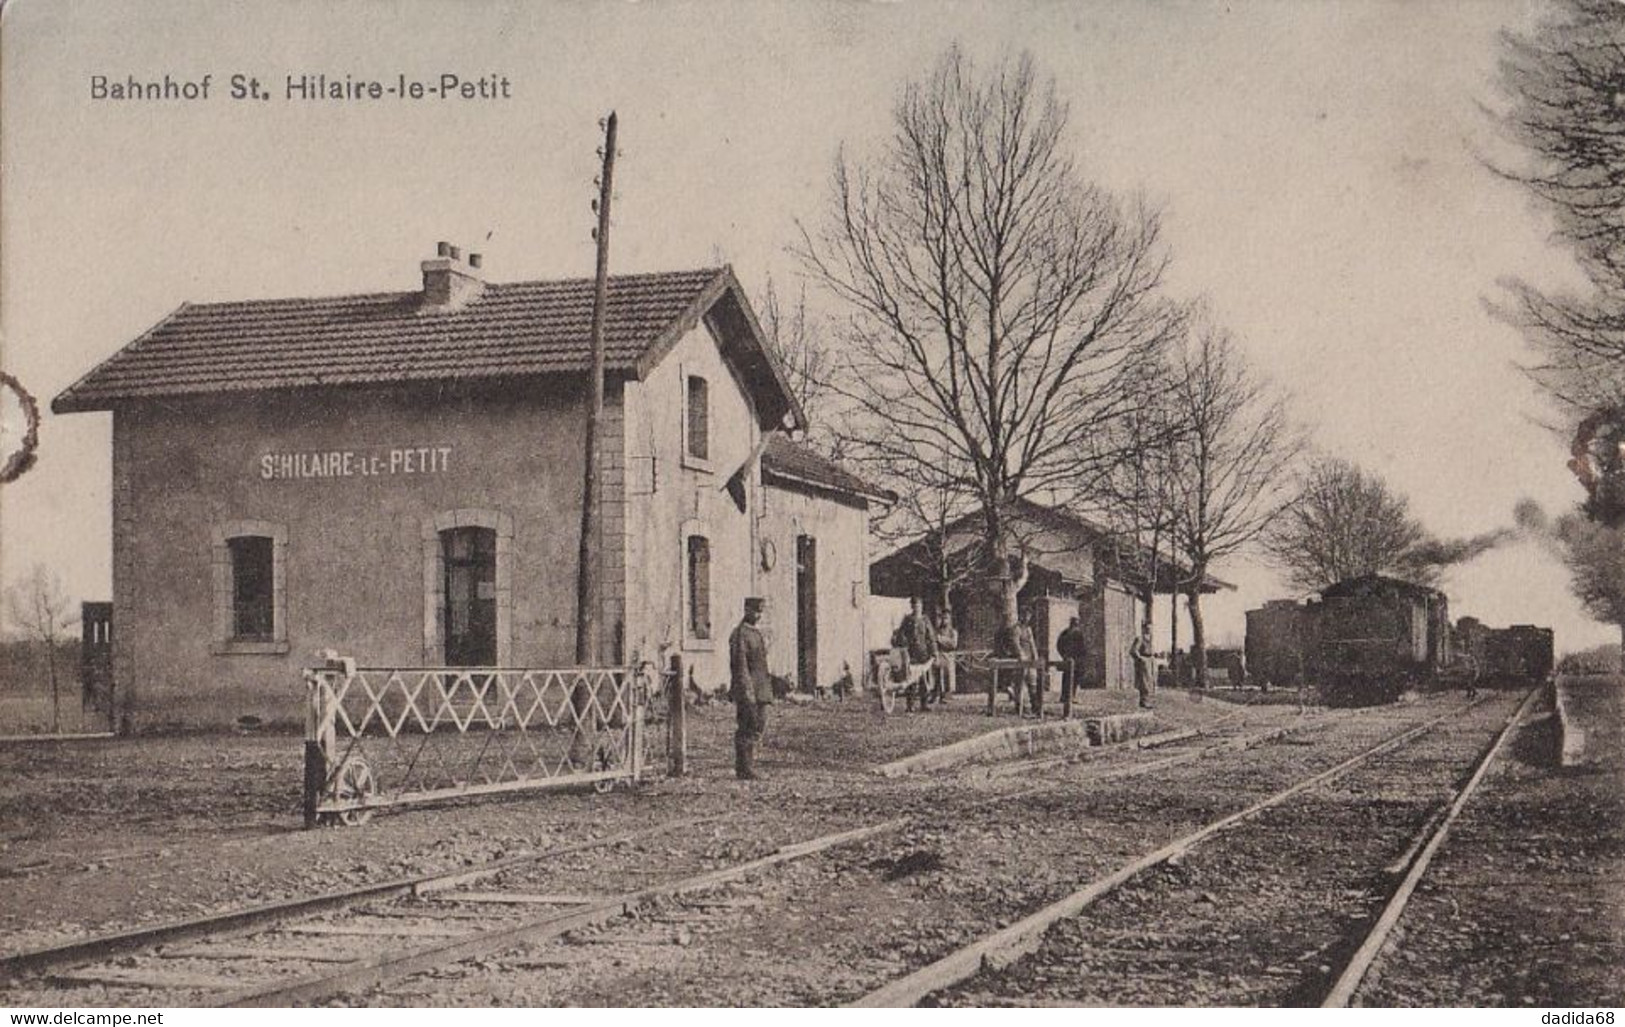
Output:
[
  {"xmin": 1404, "ymin": 498, "xmax": 1561, "ymax": 572},
  {"xmin": 1515, "ymin": 497, "xmax": 1553, "ymax": 536},
  {"xmin": 1408, "ymin": 528, "xmax": 1515, "ymax": 569},
  {"xmin": 1513, "ymin": 497, "xmax": 1568, "ymax": 557}
]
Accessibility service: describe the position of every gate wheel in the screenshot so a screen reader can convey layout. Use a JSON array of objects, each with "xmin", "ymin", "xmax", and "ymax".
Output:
[{"xmin": 332, "ymin": 756, "xmax": 376, "ymax": 826}]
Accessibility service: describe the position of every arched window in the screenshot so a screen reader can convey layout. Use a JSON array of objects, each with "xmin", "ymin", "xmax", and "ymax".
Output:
[
  {"xmin": 211, "ymin": 521, "xmax": 287, "ymax": 655},
  {"xmin": 686, "ymin": 533, "xmax": 711, "ymax": 642},
  {"xmin": 422, "ymin": 510, "xmax": 513, "ymax": 666}
]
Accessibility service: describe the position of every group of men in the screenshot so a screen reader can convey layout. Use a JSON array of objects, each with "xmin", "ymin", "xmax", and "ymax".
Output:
[
  {"xmin": 726, "ymin": 593, "xmax": 1161, "ymax": 781},
  {"xmin": 895, "ymin": 597, "xmax": 1157, "ymax": 716},
  {"xmin": 890, "ymin": 596, "xmax": 958, "ymax": 711}
]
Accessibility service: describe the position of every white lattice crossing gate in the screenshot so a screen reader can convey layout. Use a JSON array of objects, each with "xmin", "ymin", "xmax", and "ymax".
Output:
[{"xmin": 303, "ymin": 660, "xmax": 650, "ymax": 826}]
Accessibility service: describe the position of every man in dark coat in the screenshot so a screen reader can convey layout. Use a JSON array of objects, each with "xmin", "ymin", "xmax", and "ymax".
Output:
[
  {"xmin": 729, "ymin": 597, "xmax": 773, "ymax": 779},
  {"xmin": 893, "ymin": 596, "xmax": 938, "ymax": 712},
  {"xmin": 1056, "ymin": 615, "xmax": 1089, "ymax": 702}
]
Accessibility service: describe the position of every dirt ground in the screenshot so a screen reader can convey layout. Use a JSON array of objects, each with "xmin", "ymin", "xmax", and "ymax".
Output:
[
  {"xmin": 1362, "ymin": 676, "xmax": 1625, "ymax": 1006},
  {"xmin": 0, "ymin": 686, "xmax": 1226, "ymax": 955},
  {"xmin": 3, "ymin": 685, "xmax": 1614, "ymax": 1007}
]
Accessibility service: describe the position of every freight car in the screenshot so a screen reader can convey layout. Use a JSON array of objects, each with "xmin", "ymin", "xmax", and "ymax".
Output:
[
  {"xmin": 1244, "ymin": 599, "xmax": 1314, "ymax": 689},
  {"xmin": 1453, "ymin": 617, "xmax": 1555, "ymax": 686}
]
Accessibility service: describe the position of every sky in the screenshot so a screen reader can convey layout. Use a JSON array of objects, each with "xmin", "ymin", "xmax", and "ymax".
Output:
[{"xmin": 0, "ymin": 0, "xmax": 1612, "ymax": 651}]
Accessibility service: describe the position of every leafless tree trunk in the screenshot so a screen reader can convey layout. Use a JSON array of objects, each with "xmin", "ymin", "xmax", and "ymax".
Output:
[
  {"xmin": 6, "ymin": 564, "xmax": 76, "ymax": 733},
  {"xmin": 799, "ymin": 46, "xmax": 1178, "ymax": 638},
  {"xmin": 1166, "ymin": 319, "xmax": 1302, "ymax": 687}
]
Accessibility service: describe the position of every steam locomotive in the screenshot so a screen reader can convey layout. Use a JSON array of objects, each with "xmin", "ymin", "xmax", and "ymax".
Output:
[{"xmin": 1244, "ymin": 574, "xmax": 1553, "ymax": 706}]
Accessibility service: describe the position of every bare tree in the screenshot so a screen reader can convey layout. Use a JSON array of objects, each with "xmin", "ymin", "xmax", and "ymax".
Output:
[
  {"xmin": 1491, "ymin": 3, "xmax": 1625, "ymax": 668},
  {"xmin": 1164, "ymin": 321, "xmax": 1302, "ymax": 686},
  {"xmin": 757, "ymin": 274, "xmax": 837, "ymax": 446},
  {"xmin": 1491, "ymin": 0, "xmax": 1625, "ymax": 415},
  {"xmin": 1091, "ymin": 351, "xmax": 1183, "ymax": 640},
  {"xmin": 798, "ymin": 46, "xmax": 1178, "ymax": 633},
  {"xmin": 6, "ymin": 564, "xmax": 76, "ymax": 733},
  {"xmin": 1266, "ymin": 459, "xmax": 1509, "ymax": 594},
  {"xmin": 871, "ymin": 471, "xmax": 987, "ymax": 615},
  {"xmin": 1264, "ymin": 459, "xmax": 1433, "ymax": 594}
]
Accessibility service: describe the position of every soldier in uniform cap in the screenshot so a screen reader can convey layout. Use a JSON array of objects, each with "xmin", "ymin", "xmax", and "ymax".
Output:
[{"xmin": 729, "ymin": 596, "xmax": 773, "ymax": 779}]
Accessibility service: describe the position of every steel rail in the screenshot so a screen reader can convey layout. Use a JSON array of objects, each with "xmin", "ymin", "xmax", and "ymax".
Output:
[
  {"xmin": 1320, "ymin": 684, "xmax": 1542, "ymax": 1007},
  {"xmin": 0, "ymin": 702, "xmax": 1314, "ymax": 991},
  {"xmin": 222, "ymin": 818, "xmax": 908, "ymax": 1007},
  {"xmin": 6, "ymin": 696, "xmax": 1489, "ymax": 1006},
  {"xmin": 0, "ymin": 813, "xmax": 720, "ymax": 984},
  {"xmin": 850, "ymin": 695, "xmax": 1492, "ymax": 1007}
]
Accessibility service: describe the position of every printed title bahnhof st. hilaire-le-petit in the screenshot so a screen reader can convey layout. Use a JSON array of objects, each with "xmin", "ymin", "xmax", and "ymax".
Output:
[{"xmin": 89, "ymin": 73, "xmax": 513, "ymax": 102}]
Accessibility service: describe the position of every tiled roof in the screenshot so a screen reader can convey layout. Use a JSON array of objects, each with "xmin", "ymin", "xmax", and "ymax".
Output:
[
  {"xmin": 871, "ymin": 497, "xmax": 1234, "ymax": 596},
  {"xmin": 54, "ymin": 268, "xmax": 732, "ymax": 413},
  {"xmin": 760, "ymin": 435, "xmax": 894, "ymax": 505}
]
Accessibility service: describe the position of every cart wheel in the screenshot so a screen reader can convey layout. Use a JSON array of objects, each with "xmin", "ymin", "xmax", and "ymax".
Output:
[{"xmin": 332, "ymin": 756, "xmax": 375, "ymax": 827}]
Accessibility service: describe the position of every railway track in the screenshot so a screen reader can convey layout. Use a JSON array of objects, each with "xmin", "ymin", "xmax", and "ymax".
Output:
[
  {"xmin": 0, "ymin": 693, "xmax": 1503, "ymax": 1006},
  {"xmin": 860, "ymin": 687, "xmax": 1537, "ymax": 1007}
]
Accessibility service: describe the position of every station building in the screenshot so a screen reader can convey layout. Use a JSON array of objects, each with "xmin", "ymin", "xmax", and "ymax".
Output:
[
  {"xmin": 54, "ymin": 246, "xmax": 888, "ymax": 730},
  {"xmin": 870, "ymin": 499, "xmax": 1229, "ymax": 692}
]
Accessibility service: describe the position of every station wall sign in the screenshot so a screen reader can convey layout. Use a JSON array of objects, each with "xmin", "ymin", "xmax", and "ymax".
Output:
[{"xmin": 259, "ymin": 445, "xmax": 453, "ymax": 480}]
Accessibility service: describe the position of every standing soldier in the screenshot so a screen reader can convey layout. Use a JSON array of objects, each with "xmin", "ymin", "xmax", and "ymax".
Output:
[
  {"xmin": 893, "ymin": 596, "xmax": 939, "ymax": 712},
  {"xmin": 1055, "ymin": 615, "xmax": 1089, "ymax": 704},
  {"xmin": 1017, "ymin": 606, "xmax": 1042, "ymax": 717},
  {"xmin": 729, "ymin": 597, "xmax": 772, "ymax": 780},
  {"xmin": 1129, "ymin": 626, "xmax": 1155, "ymax": 709},
  {"xmin": 932, "ymin": 608, "xmax": 959, "ymax": 705}
]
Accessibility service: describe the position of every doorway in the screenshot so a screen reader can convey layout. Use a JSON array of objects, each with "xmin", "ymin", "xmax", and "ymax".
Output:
[
  {"xmin": 796, "ymin": 535, "xmax": 818, "ymax": 693},
  {"xmin": 442, "ymin": 526, "xmax": 497, "ymax": 666}
]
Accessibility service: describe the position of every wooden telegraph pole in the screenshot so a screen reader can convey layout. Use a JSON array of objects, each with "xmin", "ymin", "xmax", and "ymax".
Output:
[{"xmin": 575, "ymin": 111, "xmax": 617, "ymax": 666}]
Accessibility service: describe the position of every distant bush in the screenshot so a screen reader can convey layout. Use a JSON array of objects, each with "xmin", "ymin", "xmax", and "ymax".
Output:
[{"xmin": 1556, "ymin": 644, "xmax": 1622, "ymax": 675}]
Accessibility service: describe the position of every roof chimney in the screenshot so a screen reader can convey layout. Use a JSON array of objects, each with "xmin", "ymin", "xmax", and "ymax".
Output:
[{"xmin": 420, "ymin": 241, "xmax": 484, "ymax": 310}]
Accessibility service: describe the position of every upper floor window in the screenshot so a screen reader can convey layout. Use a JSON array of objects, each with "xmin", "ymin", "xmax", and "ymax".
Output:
[{"xmin": 685, "ymin": 374, "xmax": 710, "ymax": 464}]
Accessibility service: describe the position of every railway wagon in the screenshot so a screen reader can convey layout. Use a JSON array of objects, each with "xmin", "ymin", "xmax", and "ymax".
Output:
[
  {"xmin": 1483, "ymin": 625, "xmax": 1555, "ymax": 682},
  {"xmin": 1248, "ymin": 577, "xmax": 1554, "ymax": 706},
  {"xmin": 1305, "ymin": 575, "xmax": 1451, "ymax": 706},
  {"xmin": 1244, "ymin": 599, "xmax": 1315, "ymax": 689},
  {"xmin": 1455, "ymin": 618, "xmax": 1555, "ymax": 686}
]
